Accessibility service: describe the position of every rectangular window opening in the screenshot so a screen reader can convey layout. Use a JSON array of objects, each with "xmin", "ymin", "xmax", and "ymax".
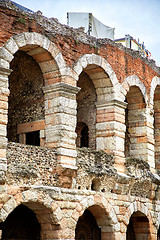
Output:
[{"xmin": 26, "ymin": 130, "xmax": 40, "ymax": 146}]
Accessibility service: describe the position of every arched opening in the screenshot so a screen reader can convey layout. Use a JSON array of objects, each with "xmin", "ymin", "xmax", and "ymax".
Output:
[
  {"xmin": 75, "ymin": 209, "xmax": 101, "ymax": 240},
  {"xmin": 81, "ymin": 124, "xmax": 89, "ymax": 147},
  {"xmin": 126, "ymin": 211, "xmax": 150, "ymax": 240},
  {"xmin": 76, "ymin": 64, "xmax": 114, "ymax": 150},
  {"xmin": 76, "ymin": 122, "xmax": 89, "ymax": 148},
  {"xmin": 0, "ymin": 204, "xmax": 41, "ymax": 240},
  {"xmin": 76, "ymin": 71, "xmax": 97, "ymax": 149},
  {"xmin": 125, "ymin": 86, "xmax": 146, "ymax": 158},
  {"xmin": 8, "ymin": 50, "xmax": 45, "ymax": 146},
  {"xmin": 154, "ymin": 85, "xmax": 160, "ymax": 169},
  {"xmin": 76, "ymin": 205, "xmax": 116, "ymax": 240}
]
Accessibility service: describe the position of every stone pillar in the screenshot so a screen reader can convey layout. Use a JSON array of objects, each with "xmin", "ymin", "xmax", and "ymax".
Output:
[
  {"xmin": 0, "ymin": 67, "xmax": 10, "ymax": 184},
  {"xmin": 96, "ymin": 100, "xmax": 127, "ymax": 173},
  {"xmin": 43, "ymin": 82, "xmax": 80, "ymax": 167},
  {"xmin": 128, "ymin": 106, "xmax": 155, "ymax": 172},
  {"xmin": 145, "ymin": 107, "xmax": 155, "ymax": 172}
]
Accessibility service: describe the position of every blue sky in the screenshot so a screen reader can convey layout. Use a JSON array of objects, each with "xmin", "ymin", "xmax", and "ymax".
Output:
[{"xmin": 13, "ymin": 0, "xmax": 160, "ymax": 66}]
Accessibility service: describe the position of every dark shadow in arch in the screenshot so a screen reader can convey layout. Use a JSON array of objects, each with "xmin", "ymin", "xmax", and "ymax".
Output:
[
  {"xmin": 0, "ymin": 204, "xmax": 41, "ymax": 240},
  {"xmin": 76, "ymin": 122, "xmax": 89, "ymax": 148},
  {"xmin": 81, "ymin": 124, "xmax": 89, "ymax": 148},
  {"xmin": 157, "ymin": 227, "xmax": 160, "ymax": 240},
  {"xmin": 75, "ymin": 209, "xmax": 101, "ymax": 240},
  {"xmin": 126, "ymin": 211, "xmax": 150, "ymax": 240}
]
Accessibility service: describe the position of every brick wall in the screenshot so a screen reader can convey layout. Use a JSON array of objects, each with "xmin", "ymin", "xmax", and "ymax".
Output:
[{"xmin": 0, "ymin": 4, "xmax": 159, "ymax": 93}]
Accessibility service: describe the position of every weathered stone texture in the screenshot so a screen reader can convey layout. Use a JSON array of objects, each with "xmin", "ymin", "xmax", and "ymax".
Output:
[
  {"xmin": 6, "ymin": 142, "xmax": 58, "ymax": 186},
  {"xmin": 0, "ymin": 2, "xmax": 160, "ymax": 240}
]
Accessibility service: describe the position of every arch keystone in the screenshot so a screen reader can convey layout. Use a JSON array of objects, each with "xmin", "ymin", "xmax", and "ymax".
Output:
[{"xmin": 22, "ymin": 190, "xmax": 38, "ymax": 203}]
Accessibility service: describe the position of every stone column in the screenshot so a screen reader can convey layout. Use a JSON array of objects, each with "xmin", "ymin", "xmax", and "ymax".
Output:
[
  {"xmin": 96, "ymin": 100, "xmax": 127, "ymax": 173},
  {"xmin": 127, "ymin": 105, "xmax": 155, "ymax": 172},
  {"xmin": 0, "ymin": 67, "xmax": 10, "ymax": 184},
  {"xmin": 43, "ymin": 82, "xmax": 80, "ymax": 168},
  {"xmin": 143, "ymin": 107, "xmax": 155, "ymax": 172}
]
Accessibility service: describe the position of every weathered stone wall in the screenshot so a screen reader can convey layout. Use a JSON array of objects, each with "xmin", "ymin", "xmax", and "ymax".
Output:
[
  {"xmin": 7, "ymin": 143, "xmax": 160, "ymax": 200},
  {"xmin": 0, "ymin": 176, "xmax": 160, "ymax": 240},
  {"xmin": 8, "ymin": 50, "xmax": 44, "ymax": 142},
  {"xmin": 6, "ymin": 142, "xmax": 58, "ymax": 186},
  {"xmin": 0, "ymin": 2, "xmax": 160, "ymax": 239},
  {"xmin": 2, "ymin": 142, "xmax": 160, "ymax": 239},
  {"xmin": 76, "ymin": 147, "xmax": 160, "ymax": 199}
]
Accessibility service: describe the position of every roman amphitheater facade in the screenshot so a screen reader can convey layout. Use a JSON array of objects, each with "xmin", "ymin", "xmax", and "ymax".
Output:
[{"xmin": 0, "ymin": 2, "xmax": 160, "ymax": 239}]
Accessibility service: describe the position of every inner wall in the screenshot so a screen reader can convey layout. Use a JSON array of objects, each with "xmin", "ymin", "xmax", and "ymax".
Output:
[
  {"xmin": 8, "ymin": 50, "xmax": 44, "ymax": 143},
  {"xmin": 76, "ymin": 71, "xmax": 97, "ymax": 149}
]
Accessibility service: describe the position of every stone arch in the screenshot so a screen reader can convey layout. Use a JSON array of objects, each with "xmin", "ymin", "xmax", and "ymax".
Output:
[
  {"xmin": 123, "ymin": 75, "xmax": 149, "ymax": 160},
  {"xmin": 124, "ymin": 201, "xmax": 155, "ymax": 238},
  {"xmin": 72, "ymin": 195, "xmax": 119, "ymax": 239},
  {"xmin": 73, "ymin": 53, "xmax": 124, "ymax": 101},
  {"xmin": 0, "ymin": 32, "xmax": 78, "ymax": 155},
  {"xmin": 150, "ymin": 76, "xmax": 160, "ymax": 169},
  {"xmin": 124, "ymin": 201, "xmax": 152, "ymax": 226},
  {"xmin": 122, "ymin": 75, "xmax": 148, "ymax": 104},
  {"xmin": 0, "ymin": 32, "xmax": 67, "ymax": 77},
  {"xmin": 149, "ymin": 76, "xmax": 160, "ymax": 108},
  {"xmin": 0, "ymin": 204, "xmax": 41, "ymax": 240},
  {"xmin": 73, "ymin": 54, "xmax": 126, "ymax": 155},
  {"xmin": 0, "ymin": 190, "xmax": 62, "ymax": 225}
]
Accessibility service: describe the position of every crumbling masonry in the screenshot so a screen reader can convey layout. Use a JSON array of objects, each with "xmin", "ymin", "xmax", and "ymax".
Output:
[{"xmin": 0, "ymin": 1, "xmax": 160, "ymax": 239}]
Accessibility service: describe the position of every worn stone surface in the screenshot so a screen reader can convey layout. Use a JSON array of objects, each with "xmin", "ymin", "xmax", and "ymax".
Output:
[
  {"xmin": 0, "ymin": 2, "xmax": 160, "ymax": 240},
  {"xmin": 6, "ymin": 142, "xmax": 58, "ymax": 186}
]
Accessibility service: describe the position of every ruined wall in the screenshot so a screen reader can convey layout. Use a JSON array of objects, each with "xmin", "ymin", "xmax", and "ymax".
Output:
[
  {"xmin": 2, "ymin": 144, "xmax": 160, "ymax": 240},
  {"xmin": 6, "ymin": 142, "xmax": 160, "ymax": 199},
  {"xmin": 6, "ymin": 142, "xmax": 58, "ymax": 186},
  {"xmin": 76, "ymin": 148, "xmax": 115, "ymax": 192},
  {"xmin": 6, "ymin": 142, "xmax": 77, "ymax": 188},
  {"xmin": 76, "ymin": 148, "xmax": 160, "ymax": 199},
  {"xmin": 8, "ymin": 50, "xmax": 44, "ymax": 142},
  {"xmin": 0, "ymin": 3, "xmax": 160, "ymax": 239}
]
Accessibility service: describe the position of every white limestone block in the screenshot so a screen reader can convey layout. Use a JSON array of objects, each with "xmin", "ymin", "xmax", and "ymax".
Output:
[
  {"xmin": 4, "ymin": 37, "xmax": 19, "ymax": 55},
  {"xmin": 0, "ymin": 47, "xmax": 13, "ymax": 62}
]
